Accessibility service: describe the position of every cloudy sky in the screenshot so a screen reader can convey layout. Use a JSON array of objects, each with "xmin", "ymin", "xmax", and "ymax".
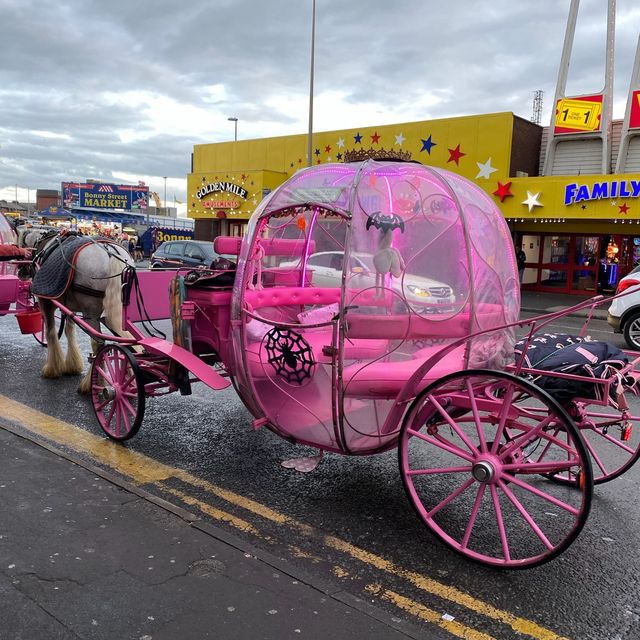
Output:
[{"xmin": 1, "ymin": 0, "xmax": 639, "ymax": 215}]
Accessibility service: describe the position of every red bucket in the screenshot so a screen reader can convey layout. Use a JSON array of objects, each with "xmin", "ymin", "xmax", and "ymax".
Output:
[{"xmin": 16, "ymin": 309, "xmax": 43, "ymax": 334}]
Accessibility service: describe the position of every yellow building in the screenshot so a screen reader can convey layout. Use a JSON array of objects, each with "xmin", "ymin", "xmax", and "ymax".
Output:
[
  {"xmin": 189, "ymin": 112, "xmax": 540, "ymax": 224},
  {"xmin": 188, "ymin": 110, "xmax": 640, "ymax": 295}
]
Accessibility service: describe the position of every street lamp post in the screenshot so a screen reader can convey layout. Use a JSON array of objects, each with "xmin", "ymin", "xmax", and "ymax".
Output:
[
  {"xmin": 228, "ymin": 117, "xmax": 238, "ymax": 141},
  {"xmin": 163, "ymin": 176, "xmax": 167, "ymax": 214},
  {"xmin": 307, "ymin": 0, "xmax": 316, "ymax": 167}
]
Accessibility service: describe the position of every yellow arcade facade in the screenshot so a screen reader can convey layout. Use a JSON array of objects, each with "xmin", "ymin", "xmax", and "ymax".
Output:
[{"xmin": 188, "ymin": 110, "xmax": 640, "ymax": 295}]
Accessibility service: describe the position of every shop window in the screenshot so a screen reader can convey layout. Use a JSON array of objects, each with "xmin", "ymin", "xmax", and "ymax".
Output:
[
  {"xmin": 540, "ymin": 268, "xmax": 568, "ymax": 288},
  {"xmin": 521, "ymin": 235, "xmax": 540, "ymax": 285},
  {"xmin": 574, "ymin": 236, "xmax": 599, "ymax": 267},
  {"xmin": 542, "ymin": 236, "xmax": 569, "ymax": 264}
]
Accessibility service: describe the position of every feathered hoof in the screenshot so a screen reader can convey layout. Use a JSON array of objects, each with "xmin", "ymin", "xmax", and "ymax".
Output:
[
  {"xmin": 77, "ymin": 375, "xmax": 92, "ymax": 395},
  {"xmin": 41, "ymin": 365, "xmax": 62, "ymax": 379}
]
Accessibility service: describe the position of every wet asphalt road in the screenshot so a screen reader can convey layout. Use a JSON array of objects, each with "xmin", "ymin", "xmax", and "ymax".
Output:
[{"xmin": 0, "ymin": 310, "xmax": 639, "ymax": 640}]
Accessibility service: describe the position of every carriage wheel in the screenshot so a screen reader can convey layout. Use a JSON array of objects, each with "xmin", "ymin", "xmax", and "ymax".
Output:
[
  {"xmin": 33, "ymin": 310, "xmax": 65, "ymax": 347},
  {"xmin": 399, "ymin": 370, "xmax": 593, "ymax": 568},
  {"xmin": 90, "ymin": 344, "xmax": 145, "ymax": 441},
  {"xmin": 542, "ymin": 400, "xmax": 640, "ymax": 485},
  {"xmin": 497, "ymin": 387, "xmax": 640, "ymax": 485}
]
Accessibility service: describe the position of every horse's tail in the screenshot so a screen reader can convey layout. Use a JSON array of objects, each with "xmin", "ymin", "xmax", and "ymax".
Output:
[{"xmin": 103, "ymin": 252, "xmax": 130, "ymax": 337}]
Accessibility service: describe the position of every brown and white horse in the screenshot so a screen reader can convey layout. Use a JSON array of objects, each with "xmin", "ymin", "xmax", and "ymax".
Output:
[{"xmin": 20, "ymin": 229, "xmax": 134, "ymax": 393}]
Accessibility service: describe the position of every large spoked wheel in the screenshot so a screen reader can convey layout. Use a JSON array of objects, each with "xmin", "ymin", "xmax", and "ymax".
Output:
[
  {"xmin": 399, "ymin": 370, "xmax": 593, "ymax": 569},
  {"xmin": 90, "ymin": 344, "xmax": 145, "ymax": 441},
  {"xmin": 554, "ymin": 400, "xmax": 640, "ymax": 485}
]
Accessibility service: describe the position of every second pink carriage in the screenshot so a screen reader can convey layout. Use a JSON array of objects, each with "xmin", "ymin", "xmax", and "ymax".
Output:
[{"xmin": 81, "ymin": 159, "xmax": 640, "ymax": 568}]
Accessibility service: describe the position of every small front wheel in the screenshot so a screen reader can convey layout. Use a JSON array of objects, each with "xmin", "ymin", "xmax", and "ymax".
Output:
[
  {"xmin": 399, "ymin": 370, "xmax": 593, "ymax": 568},
  {"xmin": 91, "ymin": 344, "xmax": 145, "ymax": 441},
  {"xmin": 623, "ymin": 311, "xmax": 640, "ymax": 351}
]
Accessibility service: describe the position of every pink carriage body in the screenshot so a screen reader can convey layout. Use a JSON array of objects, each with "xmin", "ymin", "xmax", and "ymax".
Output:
[
  {"xmin": 51, "ymin": 161, "xmax": 638, "ymax": 567},
  {"xmin": 219, "ymin": 160, "xmax": 519, "ymax": 454}
]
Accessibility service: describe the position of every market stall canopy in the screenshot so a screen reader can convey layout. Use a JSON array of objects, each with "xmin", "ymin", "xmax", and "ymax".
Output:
[{"xmin": 39, "ymin": 206, "xmax": 74, "ymax": 218}]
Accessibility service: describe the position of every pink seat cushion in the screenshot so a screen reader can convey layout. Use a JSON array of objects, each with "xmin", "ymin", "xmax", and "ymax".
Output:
[{"xmin": 342, "ymin": 345, "xmax": 466, "ymax": 398}]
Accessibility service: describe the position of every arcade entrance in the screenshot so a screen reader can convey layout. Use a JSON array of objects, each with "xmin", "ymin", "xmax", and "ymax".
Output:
[{"xmin": 519, "ymin": 233, "xmax": 639, "ymax": 295}]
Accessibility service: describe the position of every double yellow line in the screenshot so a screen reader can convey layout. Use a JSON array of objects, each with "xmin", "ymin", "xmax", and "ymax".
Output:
[{"xmin": 0, "ymin": 395, "xmax": 568, "ymax": 640}]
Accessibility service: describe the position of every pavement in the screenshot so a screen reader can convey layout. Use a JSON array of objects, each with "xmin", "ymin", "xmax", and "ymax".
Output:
[
  {"xmin": 0, "ymin": 288, "xmax": 612, "ymax": 640},
  {"xmin": 520, "ymin": 288, "xmax": 611, "ymax": 320}
]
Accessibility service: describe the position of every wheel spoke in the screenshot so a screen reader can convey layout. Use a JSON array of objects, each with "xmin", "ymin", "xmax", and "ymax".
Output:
[
  {"xmin": 503, "ymin": 460, "xmax": 580, "ymax": 474},
  {"xmin": 426, "ymin": 477, "xmax": 475, "ymax": 518},
  {"xmin": 408, "ymin": 465, "xmax": 472, "ymax": 476},
  {"xmin": 466, "ymin": 378, "xmax": 487, "ymax": 452},
  {"xmin": 581, "ymin": 434, "xmax": 609, "ymax": 477},
  {"xmin": 490, "ymin": 381, "xmax": 516, "ymax": 455},
  {"xmin": 461, "ymin": 483, "xmax": 486, "ymax": 549},
  {"xmin": 589, "ymin": 425, "xmax": 636, "ymax": 455},
  {"xmin": 427, "ymin": 392, "xmax": 478, "ymax": 453},
  {"xmin": 497, "ymin": 479, "xmax": 554, "ymax": 550},
  {"xmin": 502, "ymin": 472, "xmax": 581, "ymax": 516},
  {"xmin": 407, "ymin": 428, "xmax": 474, "ymax": 462},
  {"xmin": 489, "ymin": 484, "xmax": 510, "ymax": 562}
]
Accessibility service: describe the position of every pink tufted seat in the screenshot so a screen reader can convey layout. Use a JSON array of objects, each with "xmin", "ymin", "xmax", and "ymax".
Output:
[{"xmin": 341, "ymin": 344, "xmax": 467, "ymax": 398}]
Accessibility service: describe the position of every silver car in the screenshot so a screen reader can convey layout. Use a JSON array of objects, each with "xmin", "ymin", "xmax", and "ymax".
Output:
[{"xmin": 286, "ymin": 251, "xmax": 455, "ymax": 311}]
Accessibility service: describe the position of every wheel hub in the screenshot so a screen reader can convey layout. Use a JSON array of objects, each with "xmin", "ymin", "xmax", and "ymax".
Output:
[
  {"xmin": 472, "ymin": 460, "xmax": 496, "ymax": 483},
  {"xmin": 99, "ymin": 386, "xmax": 116, "ymax": 402}
]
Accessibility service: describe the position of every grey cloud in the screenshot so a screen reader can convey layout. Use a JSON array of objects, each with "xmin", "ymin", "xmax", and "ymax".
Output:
[{"xmin": 0, "ymin": 0, "xmax": 638, "ymax": 201}]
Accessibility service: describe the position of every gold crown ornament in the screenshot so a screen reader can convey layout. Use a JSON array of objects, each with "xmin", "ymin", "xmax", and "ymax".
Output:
[{"xmin": 342, "ymin": 147, "xmax": 413, "ymax": 163}]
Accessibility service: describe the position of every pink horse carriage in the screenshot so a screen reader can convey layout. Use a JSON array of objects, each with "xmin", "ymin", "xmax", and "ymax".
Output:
[
  {"xmin": 0, "ymin": 215, "xmax": 49, "ymax": 343},
  {"xmin": 32, "ymin": 160, "xmax": 640, "ymax": 568}
]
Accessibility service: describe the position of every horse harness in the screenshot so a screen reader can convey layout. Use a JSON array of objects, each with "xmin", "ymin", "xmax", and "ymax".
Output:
[{"xmin": 31, "ymin": 231, "xmax": 125, "ymax": 300}]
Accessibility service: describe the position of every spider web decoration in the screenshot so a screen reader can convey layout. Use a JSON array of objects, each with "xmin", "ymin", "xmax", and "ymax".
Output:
[{"xmin": 264, "ymin": 327, "xmax": 316, "ymax": 385}]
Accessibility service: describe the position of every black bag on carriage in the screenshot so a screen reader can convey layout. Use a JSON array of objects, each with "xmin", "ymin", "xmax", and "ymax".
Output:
[{"xmin": 514, "ymin": 334, "xmax": 629, "ymax": 404}]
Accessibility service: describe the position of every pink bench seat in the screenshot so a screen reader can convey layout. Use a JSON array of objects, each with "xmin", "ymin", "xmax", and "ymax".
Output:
[{"xmin": 342, "ymin": 345, "xmax": 466, "ymax": 398}]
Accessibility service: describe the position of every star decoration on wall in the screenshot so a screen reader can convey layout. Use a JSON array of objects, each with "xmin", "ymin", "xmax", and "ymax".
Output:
[
  {"xmin": 619, "ymin": 203, "xmax": 630, "ymax": 214},
  {"xmin": 420, "ymin": 135, "xmax": 436, "ymax": 154},
  {"xmin": 475, "ymin": 157, "xmax": 498, "ymax": 179},
  {"xmin": 447, "ymin": 144, "xmax": 465, "ymax": 165},
  {"xmin": 336, "ymin": 152, "xmax": 343, "ymax": 161},
  {"xmin": 324, "ymin": 144, "xmax": 331, "ymax": 153},
  {"xmin": 493, "ymin": 181, "xmax": 513, "ymax": 202},
  {"xmin": 395, "ymin": 133, "xmax": 405, "ymax": 146},
  {"xmin": 371, "ymin": 131, "xmax": 381, "ymax": 144},
  {"xmin": 522, "ymin": 191, "xmax": 543, "ymax": 212},
  {"xmin": 314, "ymin": 148, "xmax": 320, "ymax": 156},
  {"xmin": 337, "ymin": 137, "xmax": 345, "ymax": 148},
  {"xmin": 354, "ymin": 132, "xmax": 363, "ymax": 144}
]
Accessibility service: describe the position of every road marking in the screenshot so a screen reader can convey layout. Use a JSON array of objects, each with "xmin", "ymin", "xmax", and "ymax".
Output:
[
  {"xmin": 0, "ymin": 395, "xmax": 569, "ymax": 640},
  {"xmin": 366, "ymin": 584, "xmax": 495, "ymax": 640}
]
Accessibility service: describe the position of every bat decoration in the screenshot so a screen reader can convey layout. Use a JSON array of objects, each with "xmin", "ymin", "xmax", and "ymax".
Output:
[{"xmin": 365, "ymin": 211, "xmax": 405, "ymax": 233}]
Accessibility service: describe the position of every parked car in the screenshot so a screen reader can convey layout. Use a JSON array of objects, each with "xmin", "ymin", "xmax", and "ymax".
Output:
[
  {"xmin": 150, "ymin": 240, "xmax": 231, "ymax": 271},
  {"xmin": 282, "ymin": 251, "xmax": 456, "ymax": 311},
  {"xmin": 607, "ymin": 265, "xmax": 640, "ymax": 349}
]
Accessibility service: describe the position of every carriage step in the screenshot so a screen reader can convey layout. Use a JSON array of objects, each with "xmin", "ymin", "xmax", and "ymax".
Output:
[{"xmin": 138, "ymin": 337, "xmax": 231, "ymax": 391}]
